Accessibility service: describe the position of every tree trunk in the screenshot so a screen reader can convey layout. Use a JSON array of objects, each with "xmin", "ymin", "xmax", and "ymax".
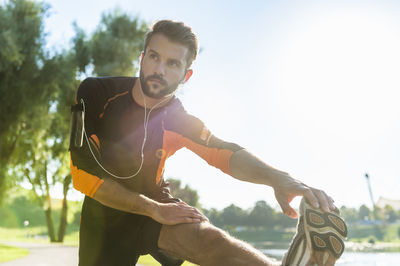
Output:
[
  {"xmin": 57, "ymin": 175, "xmax": 71, "ymax": 242},
  {"xmin": 0, "ymin": 129, "xmax": 19, "ymax": 204},
  {"xmin": 57, "ymin": 196, "xmax": 68, "ymax": 242},
  {"xmin": 0, "ymin": 165, "xmax": 6, "ymax": 204},
  {"xmin": 45, "ymin": 207, "xmax": 56, "ymax": 242},
  {"xmin": 44, "ymin": 161, "xmax": 56, "ymax": 242}
]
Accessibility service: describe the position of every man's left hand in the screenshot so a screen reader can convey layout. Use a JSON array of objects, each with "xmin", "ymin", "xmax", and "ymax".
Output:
[{"xmin": 273, "ymin": 175, "xmax": 336, "ymax": 218}]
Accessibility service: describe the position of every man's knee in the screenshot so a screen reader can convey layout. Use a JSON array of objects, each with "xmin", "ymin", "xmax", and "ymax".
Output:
[{"xmin": 198, "ymin": 223, "xmax": 231, "ymax": 248}]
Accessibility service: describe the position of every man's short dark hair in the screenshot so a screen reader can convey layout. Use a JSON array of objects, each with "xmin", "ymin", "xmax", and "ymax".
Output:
[{"xmin": 144, "ymin": 20, "xmax": 199, "ymax": 68}]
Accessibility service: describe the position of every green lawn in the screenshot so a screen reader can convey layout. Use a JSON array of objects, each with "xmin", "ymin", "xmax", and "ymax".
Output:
[
  {"xmin": 0, "ymin": 226, "xmax": 79, "ymax": 246},
  {"xmin": 0, "ymin": 244, "xmax": 29, "ymax": 263},
  {"xmin": 0, "ymin": 226, "xmax": 53, "ymax": 243},
  {"xmin": 0, "ymin": 227, "xmax": 198, "ymax": 265},
  {"xmin": 138, "ymin": 254, "xmax": 197, "ymax": 266}
]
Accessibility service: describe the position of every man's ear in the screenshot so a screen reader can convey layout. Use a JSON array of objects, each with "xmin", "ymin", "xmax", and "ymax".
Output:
[
  {"xmin": 140, "ymin": 52, "xmax": 144, "ymax": 65},
  {"xmin": 182, "ymin": 69, "xmax": 193, "ymax": 84}
]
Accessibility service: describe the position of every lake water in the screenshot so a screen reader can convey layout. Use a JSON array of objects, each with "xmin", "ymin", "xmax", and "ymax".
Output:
[{"xmin": 262, "ymin": 249, "xmax": 400, "ymax": 265}]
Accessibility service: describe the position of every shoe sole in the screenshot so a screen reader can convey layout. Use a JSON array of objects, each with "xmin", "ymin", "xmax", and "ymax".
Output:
[
  {"xmin": 282, "ymin": 218, "xmax": 312, "ymax": 265},
  {"xmin": 302, "ymin": 200, "xmax": 348, "ymax": 260}
]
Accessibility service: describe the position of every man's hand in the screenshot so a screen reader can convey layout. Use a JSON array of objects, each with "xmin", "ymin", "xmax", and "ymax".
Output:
[
  {"xmin": 229, "ymin": 149, "xmax": 337, "ymax": 219},
  {"xmin": 151, "ymin": 201, "xmax": 209, "ymax": 225},
  {"xmin": 273, "ymin": 175, "xmax": 336, "ymax": 219},
  {"xmin": 93, "ymin": 178, "xmax": 209, "ymax": 225}
]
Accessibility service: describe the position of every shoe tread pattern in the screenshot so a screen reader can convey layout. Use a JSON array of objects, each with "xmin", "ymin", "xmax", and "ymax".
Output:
[
  {"xmin": 305, "ymin": 208, "xmax": 348, "ymax": 238},
  {"xmin": 309, "ymin": 231, "xmax": 345, "ymax": 258}
]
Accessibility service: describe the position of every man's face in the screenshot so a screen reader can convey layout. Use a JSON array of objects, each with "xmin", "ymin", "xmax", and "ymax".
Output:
[{"xmin": 140, "ymin": 33, "xmax": 189, "ymax": 99}]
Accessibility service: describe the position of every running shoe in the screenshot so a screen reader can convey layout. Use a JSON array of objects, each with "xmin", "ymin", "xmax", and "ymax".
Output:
[{"xmin": 281, "ymin": 198, "xmax": 347, "ymax": 265}]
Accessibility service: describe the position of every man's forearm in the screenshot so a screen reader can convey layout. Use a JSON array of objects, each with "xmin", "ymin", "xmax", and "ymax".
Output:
[
  {"xmin": 92, "ymin": 178, "xmax": 158, "ymax": 217},
  {"xmin": 91, "ymin": 178, "xmax": 208, "ymax": 225},
  {"xmin": 229, "ymin": 149, "xmax": 291, "ymax": 187},
  {"xmin": 230, "ymin": 149, "xmax": 336, "ymax": 217}
]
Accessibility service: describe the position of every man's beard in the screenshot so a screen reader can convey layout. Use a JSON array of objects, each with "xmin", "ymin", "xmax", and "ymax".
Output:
[{"xmin": 139, "ymin": 69, "xmax": 181, "ymax": 99}]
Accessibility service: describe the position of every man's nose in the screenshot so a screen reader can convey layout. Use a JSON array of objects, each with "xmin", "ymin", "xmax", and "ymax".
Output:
[{"xmin": 154, "ymin": 61, "xmax": 166, "ymax": 76}]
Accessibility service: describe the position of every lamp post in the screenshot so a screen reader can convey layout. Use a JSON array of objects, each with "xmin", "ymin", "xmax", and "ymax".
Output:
[{"xmin": 365, "ymin": 173, "xmax": 376, "ymax": 220}]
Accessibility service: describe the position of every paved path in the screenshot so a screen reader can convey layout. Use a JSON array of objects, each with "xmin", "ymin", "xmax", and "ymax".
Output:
[
  {"xmin": 0, "ymin": 242, "xmax": 145, "ymax": 266},
  {"xmin": 0, "ymin": 241, "xmax": 78, "ymax": 266}
]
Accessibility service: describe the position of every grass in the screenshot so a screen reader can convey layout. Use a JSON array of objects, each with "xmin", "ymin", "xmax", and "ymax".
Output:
[
  {"xmin": 3, "ymin": 223, "xmax": 400, "ymax": 264},
  {"xmin": 0, "ymin": 226, "xmax": 80, "ymax": 248},
  {"xmin": 0, "ymin": 226, "xmax": 50, "ymax": 243},
  {"xmin": 0, "ymin": 244, "xmax": 29, "ymax": 263},
  {"xmin": 0, "ymin": 227, "xmax": 199, "ymax": 265},
  {"xmin": 138, "ymin": 254, "xmax": 198, "ymax": 266}
]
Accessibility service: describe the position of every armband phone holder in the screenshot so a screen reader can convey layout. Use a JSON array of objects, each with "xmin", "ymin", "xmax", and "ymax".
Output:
[{"xmin": 69, "ymin": 101, "xmax": 85, "ymax": 149}]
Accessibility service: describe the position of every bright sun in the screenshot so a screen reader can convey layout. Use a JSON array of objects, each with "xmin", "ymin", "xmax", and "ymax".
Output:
[{"xmin": 277, "ymin": 10, "xmax": 400, "ymax": 143}]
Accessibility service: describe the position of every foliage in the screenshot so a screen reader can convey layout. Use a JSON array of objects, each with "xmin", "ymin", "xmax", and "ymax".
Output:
[
  {"xmin": 247, "ymin": 200, "xmax": 276, "ymax": 227},
  {"xmin": 167, "ymin": 178, "xmax": 200, "ymax": 208},
  {"xmin": 220, "ymin": 204, "xmax": 247, "ymax": 227},
  {"xmin": 358, "ymin": 204, "xmax": 371, "ymax": 221},
  {"xmin": 204, "ymin": 201, "xmax": 296, "ymax": 230},
  {"xmin": 0, "ymin": 207, "xmax": 19, "ymax": 227},
  {"xmin": 230, "ymin": 227, "xmax": 294, "ymax": 244},
  {"xmin": 203, "ymin": 208, "xmax": 223, "ymax": 227},
  {"xmin": 5, "ymin": 196, "xmax": 46, "ymax": 227},
  {"xmin": 347, "ymin": 223, "xmax": 400, "ymax": 243},
  {"xmin": 0, "ymin": 0, "xmax": 148, "ymax": 243},
  {"xmin": 72, "ymin": 8, "xmax": 147, "ymax": 76},
  {"xmin": 0, "ymin": 0, "xmax": 55, "ymax": 202},
  {"xmin": 0, "ymin": 244, "xmax": 29, "ymax": 263},
  {"xmin": 0, "ymin": 187, "xmax": 82, "ymax": 229},
  {"xmin": 340, "ymin": 206, "xmax": 359, "ymax": 224}
]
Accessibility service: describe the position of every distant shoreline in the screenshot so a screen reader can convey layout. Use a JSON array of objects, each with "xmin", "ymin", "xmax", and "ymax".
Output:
[
  {"xmin": 253, "ymin": 240, "xmax": 400, "ymax": 253},
  {"xmin": 344, "ymin": 241, "xmax": 400, "ymax": 252}
]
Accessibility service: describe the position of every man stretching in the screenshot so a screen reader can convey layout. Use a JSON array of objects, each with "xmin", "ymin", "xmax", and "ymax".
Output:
[{"xmin": 70, "ymin": 20, "xmax": 346, "ymax": 266}]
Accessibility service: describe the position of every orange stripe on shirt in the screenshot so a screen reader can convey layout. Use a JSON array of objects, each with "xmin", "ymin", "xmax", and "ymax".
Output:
[
  {"xmin": 155, "ymin": 129, "xmax": 234, "ymax": 184},
  {"xmin": 89, "ymin": 134, "xmax": 101, "ymax": 155},
  {"xmin": 90, "ymin": 134, "xmax": 100, "ymax": 149},
  {"xmin": 99, "ymin": 91, "xmax": 129, "ymax": 118},
  {"xmin": 182, "ymin": 138, "xmax": 234, "ymax": 175},
  {"xmin": 155, "ymin": 130, "xmax": 184, "ymax": 184},
  {"xmin": 70, "ymin": 153, "xmax": 104, "ymax": 197}
]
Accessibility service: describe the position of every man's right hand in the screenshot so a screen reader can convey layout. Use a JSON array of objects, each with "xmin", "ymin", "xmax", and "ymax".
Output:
[
  {"xmin": 93, "ymin": 178, "xmax": 208, "ymax": 225},
  {"xmin": 151, "ymin": 201, "xmax": 209, "ymax": 225}
]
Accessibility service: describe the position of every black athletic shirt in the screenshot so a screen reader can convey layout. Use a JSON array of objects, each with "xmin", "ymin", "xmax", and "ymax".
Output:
[{"xmin": 70, "ymin": 76, "xmax": 243, "ymax": 201}]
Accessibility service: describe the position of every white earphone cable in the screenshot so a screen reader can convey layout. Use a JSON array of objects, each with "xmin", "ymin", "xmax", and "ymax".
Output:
[{"xmin": 81, "ymin": 88, "xmax": 173, "ymax": 179}]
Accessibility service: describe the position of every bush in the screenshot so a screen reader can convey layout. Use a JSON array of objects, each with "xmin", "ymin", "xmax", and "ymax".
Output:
[
  {"xmin": 8, "ymin": 196, "xmax": 46, "ymax": 227},
  {"xmin": 0, "ymin": 207, "xmax": 19, "ymax": 227}
]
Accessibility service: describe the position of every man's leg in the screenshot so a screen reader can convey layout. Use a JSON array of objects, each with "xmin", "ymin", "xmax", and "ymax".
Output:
[{"xmin": 158, "ymin": 222, "xmax": 279, "ymax": 266}]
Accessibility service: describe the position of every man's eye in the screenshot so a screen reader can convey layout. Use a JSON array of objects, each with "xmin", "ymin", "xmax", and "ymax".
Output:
[
  {"xmin": 149, "ymin": 54, "xmax": 158, "ymax": 60},
  {"xmin": 168, "ymin": 61, "xmax": 179, "ymax": 67}
]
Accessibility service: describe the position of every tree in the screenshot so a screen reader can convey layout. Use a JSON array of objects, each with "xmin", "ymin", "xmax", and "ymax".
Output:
[
  {"xmin": 221, "ymin": 204, "xmax": 247, "ymax": 227},
  {"xmin": 11, "ymin": 99, "xmax": 66, "ymax": 241},
  {"xmin": 203, "ymin": 208, "xmax": 223, "ymax": 228},
  {"xmin": 47, "ymin": 9, "xmax": 146, "ymax": 242},
  {"xmin": 0, "ymin": 0, "xmax": 55, "ymax": 202},
  {"xmin": 2, "ymin": 0, "xmax": 148, "ymax": 242},
  {"xmin": 247, "ymin": 200, "xmax": 276, "ymax": 228},
  {"xmin": 340, "ymin": 206, "xmax": 359, "ymax": 224},
  {"xmin": 167, "ymin": 178, "xmax": 200, "ymax": 208},
  {"xmin": 274, "ymin": 211, "xmax": 297, "ymax": 229},
  {"xmin": 358, "ymin": 204, "xmax": 371, "ymax": 221},
  {"xmin": 72, "ymin": 9, "xmax": 147, "ymax": 76},
  {"xmin": 382, "ymin": 205, "xmax": 398, "ymax": 224}
]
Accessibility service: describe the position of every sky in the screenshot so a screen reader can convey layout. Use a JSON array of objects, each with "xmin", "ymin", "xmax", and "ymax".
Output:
[{"xmin": 41, "ymin": 0, "xmax": 400, "ymax": 211}]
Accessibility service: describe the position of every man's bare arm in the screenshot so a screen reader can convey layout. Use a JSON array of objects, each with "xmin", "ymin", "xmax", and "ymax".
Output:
[
  {"xmin": 92, "ymin": 178, "xmax": 207, "ymax": 225},
  {"xmin": 229, "ymin": 149, "xmax": 336, "ymax": 218}
]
